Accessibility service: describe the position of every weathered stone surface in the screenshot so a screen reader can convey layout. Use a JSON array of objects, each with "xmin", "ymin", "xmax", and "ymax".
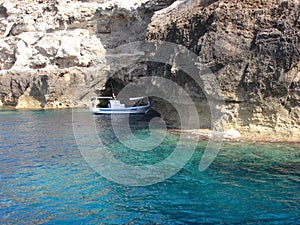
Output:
[
  {"xmin": 0, "ymin": 0, "xmax": 169, "ymax": 108},
  {"xmin": 16, "ymin": 94, "xmax": 42, "ymax": 109},
  {"xmin": 18, "ymin": 31, "xmax": 45, "ymax": 45},
  {"xmin": 13, "ymin": 40, "xmax": 33, "ymax": 69},
  {"xmin": 35, "ymin": 33, "xmax": 60, "ymax": 57},
  {"xmin": 0, "ymin": 0, "xmax": 299, "ymax": 141},
  {"xmin": 147, "ymin": 0, "xmax": 300, "ymax": 140},
  {"xmin": 0, "ymin": 39, "xmax": 15, "ymax": 70},
  {"xmin": 0, "ymin": 67, "xmax": 109, "ymax": 108}
]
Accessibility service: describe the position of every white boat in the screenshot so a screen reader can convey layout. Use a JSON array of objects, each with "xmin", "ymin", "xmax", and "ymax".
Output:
[{"xmin": 89, "ymin": 96, "xmax": 150, "ymax": 114}]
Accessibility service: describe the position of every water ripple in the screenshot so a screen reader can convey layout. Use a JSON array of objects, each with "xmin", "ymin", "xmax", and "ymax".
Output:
[{"xmin": 0, "ymin": 109, "xmax": 299, "ymax": 224}]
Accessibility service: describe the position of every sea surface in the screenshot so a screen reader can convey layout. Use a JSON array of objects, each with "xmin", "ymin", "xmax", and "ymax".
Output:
[{"xmin": 0, "ymin": 109, "xmax": 299, "ymax": 224}]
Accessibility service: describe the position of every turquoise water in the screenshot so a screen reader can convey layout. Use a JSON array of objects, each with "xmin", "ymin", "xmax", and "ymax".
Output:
[{"xmin": 0, "ymin": 109, "xmax": 299, "ymax": 224}]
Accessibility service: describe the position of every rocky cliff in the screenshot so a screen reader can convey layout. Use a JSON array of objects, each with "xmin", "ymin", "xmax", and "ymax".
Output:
[
  {"xmin": 147, "ymin": 0, "xmax": 300, "ymax": 140},
  {"xmin": 0, "ymin": 0, "xmax": 299, "ymax": 141},
  {"xmin": 0, "ymin": 0, "xmax": 175, "ymax": 108}
]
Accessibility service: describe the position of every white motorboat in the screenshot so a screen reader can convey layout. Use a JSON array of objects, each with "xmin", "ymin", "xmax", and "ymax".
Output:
[{"xmin": 89, "ymin": 96, "xmax": 150, "ymax": 114}]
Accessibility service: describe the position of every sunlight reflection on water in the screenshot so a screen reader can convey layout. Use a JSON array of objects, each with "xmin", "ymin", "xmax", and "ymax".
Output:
[{"xmin": 0, "ymin": 109, "xmax": 299, "ymax": 224}]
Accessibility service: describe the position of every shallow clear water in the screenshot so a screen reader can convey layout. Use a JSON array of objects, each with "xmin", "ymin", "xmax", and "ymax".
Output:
[{"xmin": 0, "ymin": 109, "xmax": 299, "ymax": 224}]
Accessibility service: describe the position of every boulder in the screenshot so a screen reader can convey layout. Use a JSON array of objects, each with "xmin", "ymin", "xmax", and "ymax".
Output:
[{"xmin": 16, "ymin": 94, "xmax": 42, "ymax": 109}]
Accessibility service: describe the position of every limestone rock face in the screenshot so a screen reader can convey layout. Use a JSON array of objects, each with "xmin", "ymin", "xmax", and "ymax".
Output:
[
  {"xmin": 147, "ymin": 0, "xmax": 300, "ymax": 140},
  {"xmin": 0, "ymin": 0, "xmax": 170, "ymax": 108},
  {"xmin": 0, "ymin": 0, "xmax": 299, "ymax": 141}
]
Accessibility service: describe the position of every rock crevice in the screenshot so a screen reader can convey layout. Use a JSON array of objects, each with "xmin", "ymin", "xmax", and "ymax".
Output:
[{"xmin": 0, "ymin": 0, "xmax": 299, "ymax": 141}]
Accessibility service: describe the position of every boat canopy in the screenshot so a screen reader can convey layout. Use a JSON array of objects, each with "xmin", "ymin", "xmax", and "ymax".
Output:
[
  {"xmin": 91, "ymin": 96, "xmax": 113, "ymax": 101},
  {"xmin": 91, "ymin": 96, "xmax": 147, "ymax": 101},
  {"xmin": 129, "ymin": 96, "xmax": 147, "ymax": 101}
]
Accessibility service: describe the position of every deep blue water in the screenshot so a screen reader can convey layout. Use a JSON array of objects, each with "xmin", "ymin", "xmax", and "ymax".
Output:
[{"xmin": 0, "ymin": 109, "xmax": 299, "ymax": 224}]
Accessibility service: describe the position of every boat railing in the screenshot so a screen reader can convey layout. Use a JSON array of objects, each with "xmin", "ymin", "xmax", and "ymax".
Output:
[{"xmin": 91, "ymin": 96, "xmax": 149, "ymax": 108}]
